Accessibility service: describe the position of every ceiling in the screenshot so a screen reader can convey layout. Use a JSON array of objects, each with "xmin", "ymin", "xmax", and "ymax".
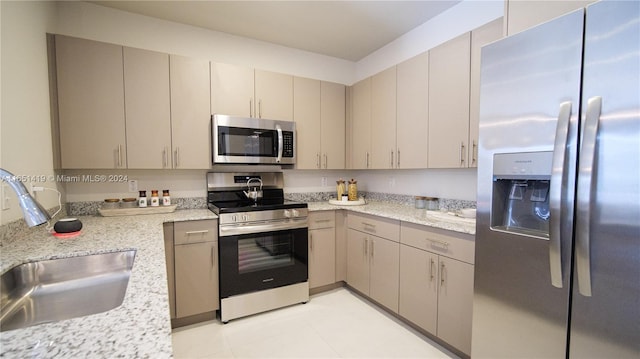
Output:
[{"xmin": 88, "ymin": 1, "xmax": 462, "ymax": 61}]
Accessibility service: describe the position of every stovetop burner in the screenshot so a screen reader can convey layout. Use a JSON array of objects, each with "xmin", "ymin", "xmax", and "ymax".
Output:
[{"xmin": 207, "ymin": 187, "xmax": 307, "ymax": 215}]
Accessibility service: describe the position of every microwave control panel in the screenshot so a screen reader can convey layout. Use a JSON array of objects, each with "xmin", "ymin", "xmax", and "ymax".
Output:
[{"xmin": 282, "ymin": 131, "xmax": 294, "ymax": 158}]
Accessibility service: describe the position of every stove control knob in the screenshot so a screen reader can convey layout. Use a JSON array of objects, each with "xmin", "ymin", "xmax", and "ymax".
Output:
[
  {"xmin": 292, "ymin": 209, "xmax": 300, "ymax": 217},
  {"xmin": 284, "ymin": 209, "xmax": 291, "ymax": 218}
]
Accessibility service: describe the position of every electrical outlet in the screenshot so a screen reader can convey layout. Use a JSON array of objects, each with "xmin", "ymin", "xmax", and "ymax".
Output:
[
  {"xmin": 321, "ymin": 177, "xmax": 328, "ymax": 187},
  {"xmin": 128, "ymin": 180, "xmax": 138, "ymax": 192}
]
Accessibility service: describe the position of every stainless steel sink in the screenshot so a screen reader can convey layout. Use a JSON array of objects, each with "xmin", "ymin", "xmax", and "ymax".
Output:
[{"xmin": 0, "ymin": 250, "xmax": 136, "ymax": 332}]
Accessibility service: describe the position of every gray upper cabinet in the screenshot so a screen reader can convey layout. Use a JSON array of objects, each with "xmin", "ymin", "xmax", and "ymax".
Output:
[
  {"xmin": 350, "ymin": 78, "xmax": 372, "ymax": 169},
  {"xmin": 123, "ymin": 47, "xmax": 172, "ymax": 169},
  {"xmin": 370, "ymin": 67, "xmax": 397, "ymax": 169},
  {"xmin": 469, "ymin": 18, "xmax": 504, "ymax": 168},
  {"xmin": 56, "ymin": 35, "xmax": 127, "ymax": 169},
  {"xmin": 169, "ymin": 55, "xmax": 211, "ymax": 169},
  {"xmin": 428, "ymin": 32, "xmax": 472, "ymax": 169}
]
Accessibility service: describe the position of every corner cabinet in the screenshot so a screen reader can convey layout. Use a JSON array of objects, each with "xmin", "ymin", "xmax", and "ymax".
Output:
[
  {"xmin": 399, "ymin": 222, "xmax": 475, "ymax": 356},
  {"xmin": 346, "ymin": 213, "xmax": 400, "ymax": 313},
  {"xmin": 428, "ymin": 32, "xmax": 472, "ymax": 168},
  {"xmin": 294, "ymin": 78, "xmax": 346, "ymax": 169},
  {"xmin": 55, "ymin": 35, "xmax": 127, "ymax": 169},
  {"xmin": 164, "ymin": 219, "xmax": 219, "ymax": 324}
]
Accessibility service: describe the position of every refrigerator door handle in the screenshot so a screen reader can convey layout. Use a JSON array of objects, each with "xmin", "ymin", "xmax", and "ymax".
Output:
[
  {"xmin": 576, "ymin": 96, "xmax": 602, "ymax": 297},
  {"xmin": 549, "ymin": 101, "xmax": 573, "ymax": 288}
]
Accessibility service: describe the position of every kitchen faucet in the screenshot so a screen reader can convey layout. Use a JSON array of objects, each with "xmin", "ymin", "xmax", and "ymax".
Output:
[{"xmin": 0, "ymin": 168, "xmax": 51, "ymax": 226}]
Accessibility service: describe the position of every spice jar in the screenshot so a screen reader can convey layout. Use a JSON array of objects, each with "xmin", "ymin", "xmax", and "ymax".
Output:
[
  {"xmin": 162, "ymin": 190, "xmax": 171, "ymax": 206},
  {"xmin": 347, "ymin": 179, "xmax": 358, "ymax": 201},
  {"xmin": 150, "ymin": 190, "xmax": 160, "ymax": 207},
  {"xmin": 138, "ymin": 191, "xmax": 147, "ymax": 208},
  {"xmin": 415, "ymin": 196, "xmax": 427, "ymax": 209}
]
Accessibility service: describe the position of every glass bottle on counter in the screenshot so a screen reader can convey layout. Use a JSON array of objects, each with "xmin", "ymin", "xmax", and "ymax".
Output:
[
  {"xmin": 150, "ymin": 190, "xmax": 160, "ymax": 207},
  {"xmin": 162, "ymin": 190, "xmax": 171, "ymax": 206},
  {"xmin": 138, "ymin": 190, "xmax": 147, "ymax": 208}
]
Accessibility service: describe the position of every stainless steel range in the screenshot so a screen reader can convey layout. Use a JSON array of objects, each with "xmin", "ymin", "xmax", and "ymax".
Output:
[{"xmin": 207, "ymin": 172, "xmax": 309, "ymax": 323}]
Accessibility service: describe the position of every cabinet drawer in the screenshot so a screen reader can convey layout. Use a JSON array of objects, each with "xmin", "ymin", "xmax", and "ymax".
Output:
[
  {"xmin": 174, "ymin": 219, "xmax": 218, "ymax": 245},
  {"xmin": 348, "ymin": 213, "xmax": 400, "ymax": 242},
  {"xmin": 400, "ymin": 222, "xmax": 474, "ymax": 264},
  {"xmin": 308, "ymin": 211, "xmax": 335, "ymax": 229}
]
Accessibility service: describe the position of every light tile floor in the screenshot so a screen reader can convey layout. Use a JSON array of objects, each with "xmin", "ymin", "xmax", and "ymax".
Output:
[{"xmin": 171, "ymin": 288, "xmax": 458, "ymax": 358}]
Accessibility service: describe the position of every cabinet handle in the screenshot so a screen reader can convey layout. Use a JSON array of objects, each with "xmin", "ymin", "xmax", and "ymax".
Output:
[
  {"xmin": 211, "ymin": 245, "xmax": 215, "ymax": 267},
  {"xmin": 249, "ymin": 98, "xmax": 253, "ymax": 117},
  {"xmin": 310, "ymin": 233, "xmax": 314, "ymax": 252},
  {"xmin": 316, "ymin": 153, "xmax": 320, "ymax": 169},
  {"xmin": 390, "ymin": 150, "xmax": 394, "ymax": 168},
  {"xmin": 370, "ymin": 239, "xmax": 374, "ymax": 259},
  {"xmin": 117, "ymin": 145, "xmax": 123, "ymax": 168},
  {"xmin": 314, "ymin": 219, "xmax": 332, "ymax": 223},
  {"xmin": 174, "ymin": 147, "xmax": 180, "ymax": 168},
  {"xmin": 366, "ymin": 152, "xmax": 370, "ymax": 168},
  {"xmin": 363, "ymin": 238, "xmax": 368, "ymax": 256},
  {"xmin": 440, "ymin": 262, "xmax": 446, "ymax": 287},
  {"xmin": 397, "ymin": 150, "xmax": 400, "ymax": 168},
  {"xmin": 429, "ymin": 239, "xmax": 449, "ymax": 251},
  {"xmin": 471, "ymin": 141, "xmax": 477, "ymax": 165},
  {"xmin": 323, "ymin": 154, "xmax": 328, "ymax": 169},
  {"xmin": 430, "ymin": 258, "xmax": 435, "ymax": 282},
  {"xmin": 258, "ymin": 99, "xmax": 262, "ymax": 118},
  {"xmin": 162, "ymin": 147, "xmax": 168, "ymax": 168},
  {"xmin": 459, "ymin": 142, "xmax": 466, "ymax": 166},
  {"xmin": 185, "ymin": 230, "xmax": 209, "ymax": 235}
]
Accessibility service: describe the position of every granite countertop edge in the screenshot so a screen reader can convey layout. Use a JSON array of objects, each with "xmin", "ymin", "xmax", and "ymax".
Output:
[
  {"xmin": 0, "ymin": 209, "xmax": 217, "ymax": 359},
  {"xmin": 306, "ymin": 201, "xmax": 476, "ymax": 235}
]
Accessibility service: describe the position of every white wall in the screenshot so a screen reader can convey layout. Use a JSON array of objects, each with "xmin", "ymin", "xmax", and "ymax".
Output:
[
  {"xmin": 1, "ymin": 1, "xmax": 58, "ymax": 224},
  {"xmin": 55, "ymin": 1, "xmax": 355, "ymax": 85}
]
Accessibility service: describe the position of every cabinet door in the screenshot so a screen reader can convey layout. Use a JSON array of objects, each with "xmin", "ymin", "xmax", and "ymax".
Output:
[
  {"xmin": 320, "ymin": 81, "xmax": 346, "ymax": 169},
  {"xmin": 346, "ymin": 229, "xmax": 370, "ymax": 294},
  {"xmin": 469, "ymin": 18, "xmax": 503, "ymax": 168},
  {"xmin": 255, "ymin": 70, "xmax": 293, "ymax": 121},
  {"xmin": 163, "ymin": 223, "xmax": 175, "ymax": 319},
  {"xmin": 175, "ymin": 241, "xmax": 219, "ymax": 318},
  {"xmin": 371, "ymin": 67, "xmax": 397, "ymax": 169},
  {"xmin": 169, "ymin": 55, "xmax": 211, "ymax": 169},
  {"xmin": 397, "ymin": 51, "xmax": 429, "ymax": 169},
  {"xmin": 211, "ymin": 62, "xmax": 254, "ymax": 117},
  {"xmin": 351, "ymin": 78, "xmax": 372, "ymax": 169},
  {"xmin": 399, "ymin": 244, "xmax": 438, "ymax": 334},
  {"xmin": 294, "ymin": 77, "xmax": 321, "ymax": 169},
  {"xmin": 428, "ymin": 32, "xmax": 471, "ymax": 168},
  {"xmin": 123, "ymin": 47, "xmax": 171, "ymax": 169},
  {"xmin": 369, "ymin": 236, "xmax": 400, "ymax": 313},
  {"xmin": 56, "ymin": 35, "xmax": 126, "ymax": 169},
  {"xmin": 309, "ymin": 227, "xmax": 336, "ymax": 289},
  {"xmin": 437, "ymin": 257, "xmax": 474, "ymax": 356}
]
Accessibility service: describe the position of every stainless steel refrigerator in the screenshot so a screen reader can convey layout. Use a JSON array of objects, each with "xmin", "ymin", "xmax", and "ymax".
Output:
[{"xmin": 472, "ymin": 1, "xmax": 639, "ymax": 358}]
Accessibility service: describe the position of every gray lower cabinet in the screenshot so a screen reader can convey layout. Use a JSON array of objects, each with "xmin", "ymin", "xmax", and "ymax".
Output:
[
  {"xmin": 308, "ymin": 211, "xmax": 337, "ymax": 289},
  {"xmin": 399, "ymin": 222, "xmax": 475, "ymax": 355},
  {"xmin": 346, "ymin": 213, "xmax": 400, "ymax": 313},
  {"xmin": 164, "ymin": 219, "xmax": 219, "ymax": 322}
]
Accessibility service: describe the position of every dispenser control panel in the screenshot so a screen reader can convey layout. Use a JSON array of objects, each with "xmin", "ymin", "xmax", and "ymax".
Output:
[{"xmin": 493, "ymin": 151, "xmax": 553, "ymax": 180}]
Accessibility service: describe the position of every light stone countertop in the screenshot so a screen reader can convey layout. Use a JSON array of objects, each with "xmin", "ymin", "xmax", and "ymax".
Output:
[
  {"xmin": 0, "ymin": 209, "xmax": 217, "ymax": 359},
  {"xmin": 307, "ymin": 200, "xmax": 476, "ymax": 235}
]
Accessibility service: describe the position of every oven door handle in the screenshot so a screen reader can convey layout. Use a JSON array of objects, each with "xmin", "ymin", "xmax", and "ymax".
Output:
[{"xmin": 219, "ymin": 218, "xmax": 307, "ymax": 237}]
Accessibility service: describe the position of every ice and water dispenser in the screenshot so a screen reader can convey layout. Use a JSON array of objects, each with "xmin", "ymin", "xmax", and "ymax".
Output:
[{"xmin": 491, "ymin": 152, "xmax": 552, "ymax": 239}]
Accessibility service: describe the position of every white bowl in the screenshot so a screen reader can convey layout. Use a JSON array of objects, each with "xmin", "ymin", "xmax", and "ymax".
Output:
[{"xmin": 459, "ymin": 208, "xmax": 476, "ymax": 218}]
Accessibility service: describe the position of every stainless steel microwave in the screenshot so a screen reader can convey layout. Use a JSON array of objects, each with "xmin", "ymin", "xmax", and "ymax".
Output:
[{"xmin": 211, "ymin": 114, "xmax": 296, "ymax": 165}]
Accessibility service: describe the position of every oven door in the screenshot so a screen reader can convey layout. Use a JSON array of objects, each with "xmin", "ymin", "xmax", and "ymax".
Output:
[{"xmin": 219, "ymin": 226, "xmax": 308, "ymax": 298}]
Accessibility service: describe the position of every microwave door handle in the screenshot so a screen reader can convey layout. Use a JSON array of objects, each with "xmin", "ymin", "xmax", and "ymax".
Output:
[{"xmin": 276, "ymin": 124, "xmax": 283, "ymax": 163}]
